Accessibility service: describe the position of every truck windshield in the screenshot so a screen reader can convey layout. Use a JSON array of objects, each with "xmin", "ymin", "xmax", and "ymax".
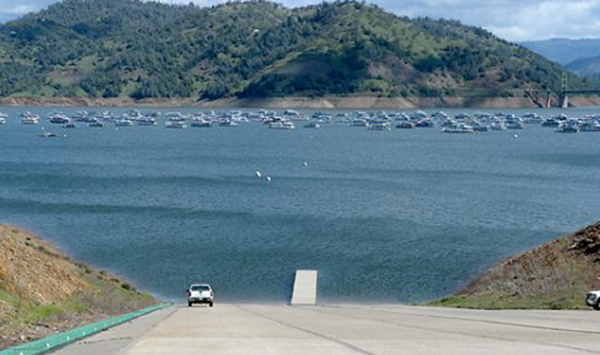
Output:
[{"xmin": 191, "ymin": 286, "xmax": 209, "ymax": 291}]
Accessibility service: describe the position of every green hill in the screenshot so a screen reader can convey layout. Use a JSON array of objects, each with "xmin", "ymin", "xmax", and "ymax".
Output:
[
  {"xmin": 0, "ymin": 0, "xmax": 591, "ymax": 102},
  {"xmin": 520, "ymin": 38, "xmax": 600, "ymax": 66},
  {"xmin": 567, "ymin": 56, "xmax": 600, "ymax": 80}
]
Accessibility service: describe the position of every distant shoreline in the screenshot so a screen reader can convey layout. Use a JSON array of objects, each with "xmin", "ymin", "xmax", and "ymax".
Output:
[{"xmin": 3, "ymin": 95, "xmax": 600, "ymax": 109}]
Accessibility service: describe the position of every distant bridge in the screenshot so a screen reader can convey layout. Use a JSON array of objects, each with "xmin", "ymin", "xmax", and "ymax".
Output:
[{"xmin": 446, "ymin": 73, "xmax": 600, "ymax": 108}]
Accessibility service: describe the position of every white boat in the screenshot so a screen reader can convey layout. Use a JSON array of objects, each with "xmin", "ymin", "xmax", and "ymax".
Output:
[
  {"xmin": 472, "ymin": 122, "xmax": 490, "ymax": 132},
  {"xmin": 246, "ymin": 112, "xmax": 265, "ymax": 122},
  {"xmin": 351, "ymin": 119, "xmax": 368, "ymax": 127},
  {"xmin": 72, "ymin": 111, "xmax": 89, "ymax": 121},
  {"xmin": 166, "ymin": 112, "xmax": 185, "ymax": 122},
  {"xmin": 40, "ymin": 132, "xmax": 58, "ymax": 138},
  {"xmin": 490, "ymin": 121, "xmax": 507, "ymax": 131},
  {"xmin": 541, "ymin": 118, "xmax": 560, "ymax": 127},
  {"xmin": 49, "ymin": 113, "xmax": 70, "ymax": 124},
  {"xmin": 432, "ymin": 111, "xmax": 449, "ymax": 120},
  {"xmin": 283, "ymin": 110, "xmax": 308, "ymax": 121},
  {"xmin": 191, "ymin": 118, "xmax": 212, "ymax": 127},
  {"xmin": 114, "ymin": 119, "xmax": 134, "ymax": 127},
  {"xmin": 219, "ymin": 119, "xmax": 237, "ymax": 127},
  {"xmin": 21, "ymin": 116, "xmax": 40, "ymax": 125},
  {"xmin": 523, "ymin": 113, "xmax": 543, "ymax": 124},
  {"xmin": 410, "ymin": 110, "xmax": 428, "ymax": 120},
  {"xmin": 396, "ymin": 121, "xmax": 415, "ymax": 129},
  {"xmin": 368, "ymin": 122, "xmax": 391, "ymax": 131},
  {"xmin": 97, "ymin": 111, "xmax": 115, "ymax": 120},
  {"xmin": 269, "ymin": 120, "xmax": 295, "ymax": 130},
  {"xmin": 556, "ymin": 120, "xmax": 579, "ymax": 133},
  {"xmin": 505, "ymin": 120, "xmax": 524, "ymax": 130},
  {"xmin": 442, "ymin": 123, "xmax": 475, "ymax": 133},
  {"xmin": 89, "ymin": 122, "xmax": 105, "ymax": 128},
  {"xmin": 165, "ymin": 121, "xmax": 187, "ymax": 129},
  {"xmin": 137, "ymin": 117, "xmax": 157, "ymax": 126},
  {"xmin": 415, "ymin": 119, "xmax": 435, "ymax": 128},
  {"xmin": 304, "ymin": 121, "xmax": 321, "ymax": 129},
  {"xmin": 580, "ymin": 121, "xmax": 600, "ymax": 132},
  {"xmin": 123, "ymin": 109, "xmax": 143, "ymax": 121}
]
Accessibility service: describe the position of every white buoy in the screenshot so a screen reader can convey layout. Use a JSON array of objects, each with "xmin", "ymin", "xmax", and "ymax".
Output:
[
  {"xmin": 266, "ymin": 176, "xmax": 271, "ymax": 182},
  {"xmin": 513, "ymin": 134, "xmax": 518, "ymax": 138},
  {"xmin": 63, "ymin": 134, "xmax": 67, "ymax": 138},
  {"xmin": 302, "ymin": 162, "xmax": 308, "ymax": 167},
  {"xmin": 255, "ymin": 171, "xmax": 262, "ymax": 178}
]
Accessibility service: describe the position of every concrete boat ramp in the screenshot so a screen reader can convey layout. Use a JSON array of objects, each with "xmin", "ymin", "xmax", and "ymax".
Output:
[{"xmin": 52, "ymin": 304, "xmax": 600, "ymax": 355}]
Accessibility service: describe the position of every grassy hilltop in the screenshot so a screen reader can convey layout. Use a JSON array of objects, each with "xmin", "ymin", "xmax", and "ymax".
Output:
[
  {"xmin": 0, "ymin": 225, "xmax": 157, "ymax": 350},
  {"xmin": 0, "ymin": 0, "xmax": 592, "ymax": 104},
  {"xmin": 431, "ymin": 221, "xmax": 600, "ymax": 310}
]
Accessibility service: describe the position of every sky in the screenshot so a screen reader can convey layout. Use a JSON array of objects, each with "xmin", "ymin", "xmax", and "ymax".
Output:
[{"xmin": 1, "ymin": 0, "xmax": 600, "ymax": 42}]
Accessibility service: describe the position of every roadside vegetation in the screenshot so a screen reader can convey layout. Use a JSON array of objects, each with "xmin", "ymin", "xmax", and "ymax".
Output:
[
  {"xmin": 429, "ymin": 222, "xmax": 600, "ymax": 310},
  {"xmin": 0, "ymin": 225, "xmax": 157, "ymax": 350}
]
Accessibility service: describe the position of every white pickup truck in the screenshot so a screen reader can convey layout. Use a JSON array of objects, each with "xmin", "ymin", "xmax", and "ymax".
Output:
[
  {"xmin": 187, "ymin": 284, "xmax": 214, "ymax": 307},
  {"xmin": 586, "ymin": 291, "xmax": 600, "ymax": 310}
]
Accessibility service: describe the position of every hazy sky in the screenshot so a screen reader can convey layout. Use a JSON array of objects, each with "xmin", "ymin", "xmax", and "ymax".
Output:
[{"xmin": 1, "ymin": 0, "xmax": 599, "ymax": 42}]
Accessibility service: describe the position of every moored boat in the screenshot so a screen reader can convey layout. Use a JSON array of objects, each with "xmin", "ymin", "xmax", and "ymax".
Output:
[
  {"xmin": 269, "ymin": 120, "xmax": 295, "ymax": 130},
  {"xmin": 442, "ymin": 123, "xmax": 475, "ymax": 133},
  {"xmin": 114, "ymin": 119, "xmax": 134, "ymax": 127},
  {"xmin": 396, "ymin": 121, "xmax": 415, "ymax": 129},
  {"xmin": 165, "ymin": 121, "xmax": 187, "ymax": 129},
  {"xmin": 304, "ymin": 121, "xmax": 321, "ymax": 129}
]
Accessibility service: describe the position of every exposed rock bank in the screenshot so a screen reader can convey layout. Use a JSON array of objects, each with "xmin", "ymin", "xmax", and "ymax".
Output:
[
  {"xmin": 435, "ymin": 222, "xmax": 600, "ymax": 309},
  {"xmin": 0, "ymin": 225, "xmax": 157, "ymax": 350},
  {"xmin": 3, "ymin": 95, "xmax": 600, "ymax": 109}
]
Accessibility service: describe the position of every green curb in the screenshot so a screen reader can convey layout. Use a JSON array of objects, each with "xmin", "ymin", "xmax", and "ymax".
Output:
[{"xmin": 0, "ymin": 303, "xmax": 172, "ymax": 355}]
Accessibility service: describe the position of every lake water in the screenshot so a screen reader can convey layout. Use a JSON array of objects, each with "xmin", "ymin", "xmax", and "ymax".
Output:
[{"xmin": 1, "ymin": 106, "xmax": 600, "ymax": 303}]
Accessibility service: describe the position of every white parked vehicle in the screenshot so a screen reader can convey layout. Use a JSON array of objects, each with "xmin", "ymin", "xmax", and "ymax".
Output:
[
  {"xmin": 586, "ymin": 290, "xmax": 600, "ymax": 310},
  {"xmin": 187, "ymin": 284, "xmax": 214, "ymax": 307}
]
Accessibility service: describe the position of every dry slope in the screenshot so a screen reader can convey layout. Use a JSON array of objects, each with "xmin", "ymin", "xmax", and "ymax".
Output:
[
  {"xmin": 434, "ymin": 221, "xmax": 600, "ymax": 309},
  {"xmin": 0, "ymin": 225, "xmax": 157, "ymax": 349}
]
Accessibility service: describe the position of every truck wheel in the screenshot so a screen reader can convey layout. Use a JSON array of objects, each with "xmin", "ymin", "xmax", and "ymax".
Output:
[
  {"xmin": 594, "ymin": 302, "xmax": 600, "ymax": 311},
  {"xmin": 188, "ymin": 302, "xmax": 192, "ymax": 307},
  {"xmin": 209, "ymin": 302, "xmax": 214, "ymax": 308}
]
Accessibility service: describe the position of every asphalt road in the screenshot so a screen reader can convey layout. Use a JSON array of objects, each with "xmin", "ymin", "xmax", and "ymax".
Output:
[{"xmin": 53, "ymin": 304, "xmax": 600, "ymax": 354}]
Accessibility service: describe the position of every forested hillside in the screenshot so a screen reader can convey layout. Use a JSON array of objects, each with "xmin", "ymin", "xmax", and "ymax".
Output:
[
  {"xmin": 0, "ymin": 0, "xmax": 590, "ymax": 101},
  {"xmin": 567, "ymin": 56, "xmax": 600, "ymax": 80}
]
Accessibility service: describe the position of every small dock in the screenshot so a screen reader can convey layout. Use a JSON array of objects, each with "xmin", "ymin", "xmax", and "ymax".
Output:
[{"xmin": 290, "ymin": 270, "xmax": 318, "ymax": 305}]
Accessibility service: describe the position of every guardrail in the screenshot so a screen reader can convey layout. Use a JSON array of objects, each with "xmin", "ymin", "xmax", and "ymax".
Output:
[{"xmin": 0, "ymin": 303, "xmax": 172, "ymax": 355}]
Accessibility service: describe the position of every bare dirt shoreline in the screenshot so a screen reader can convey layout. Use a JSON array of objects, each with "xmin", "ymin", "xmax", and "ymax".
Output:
[
  {"xmin": 0, "ymin": 225, "xmax": 157, "ymax": 350},
  {"xmin": 3, "ymin": 95, "xmax": 600, "ymax": 108}
]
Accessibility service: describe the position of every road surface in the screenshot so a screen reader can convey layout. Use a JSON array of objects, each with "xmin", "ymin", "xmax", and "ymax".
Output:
[{"xmin": 53, "ymin": 304, "xmax": 600, "ymax": 354}]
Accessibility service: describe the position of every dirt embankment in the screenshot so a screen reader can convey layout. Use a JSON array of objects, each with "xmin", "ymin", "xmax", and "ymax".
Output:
[
  {"xmin": 0, "ymin": 225, "xmax": 157, "ymax": 350},
  {"xmin": 435, "ymin": 222, "xmax": 600, "ymax": 309},
  {"xmin": 3, "ymin": 95, "xmax": 600, "ymax": 108}
]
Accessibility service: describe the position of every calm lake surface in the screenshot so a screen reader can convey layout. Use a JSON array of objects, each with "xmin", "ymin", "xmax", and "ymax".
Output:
[{"xmin": 1, "ymin": 106, "xmax": 600, "ymax": 303}]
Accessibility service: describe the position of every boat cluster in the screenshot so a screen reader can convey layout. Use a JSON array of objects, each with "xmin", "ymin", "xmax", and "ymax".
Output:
[
  {"xmin": 345, "ymin": 111, "xmax": 600, "ymax": 133},
  {"xmin": 0, "ymin": 109, "xmax": 306, "ymax": 131},
  {"xmin": 1, "ymin": 109, "xmax": 599, "ymax": 135}
]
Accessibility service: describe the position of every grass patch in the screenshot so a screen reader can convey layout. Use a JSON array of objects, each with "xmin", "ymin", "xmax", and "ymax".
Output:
[
  {"xmin": 22, "ymin": 305, "xmax": 63, "ymax": 324},
  {"xmin": 0, "ymin": 290, "xmax": 21, "ymax": 308}
]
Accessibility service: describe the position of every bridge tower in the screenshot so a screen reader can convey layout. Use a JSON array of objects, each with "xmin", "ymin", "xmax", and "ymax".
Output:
[{"xmin": 559, "ymin": 72, "xmax": 569, "ymax": 108}]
